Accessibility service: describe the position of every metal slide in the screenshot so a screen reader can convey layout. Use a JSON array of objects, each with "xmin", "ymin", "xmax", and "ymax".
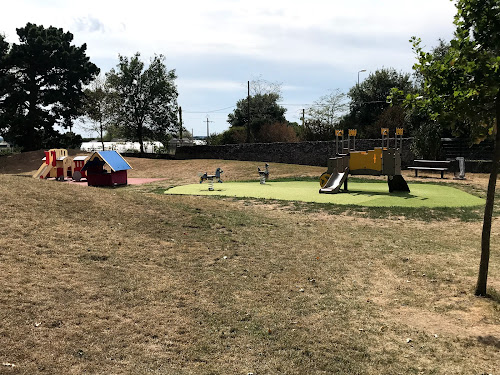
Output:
[
  {"xmin": 319, "ymin": 168, "xmax": 349, "ymax": 194},
  {"xmin": 32, "ymin": 164, "xmax": 52, "ymax": 179}
]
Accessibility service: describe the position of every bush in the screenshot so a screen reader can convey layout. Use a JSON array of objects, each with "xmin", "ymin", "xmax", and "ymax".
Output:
[
  {"xmin": 257, "ymin": 122, "xmax": 298, "ymax": 143},
  {"xmin": 209, "ymin": 126, "xmax": 247, "ymax": 145},
  {"xmin": 411, "ymin": 122, "xmax": 442, "ymax": 159}
]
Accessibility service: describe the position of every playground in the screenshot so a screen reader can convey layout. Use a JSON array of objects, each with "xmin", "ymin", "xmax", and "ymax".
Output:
[
  {"xmin": 165, "ymin": 180, "xmax": 484, "ymax": 207},
  {"xmin": 0, "ymin": 152, "xmax": 499, "ymax": 374}
]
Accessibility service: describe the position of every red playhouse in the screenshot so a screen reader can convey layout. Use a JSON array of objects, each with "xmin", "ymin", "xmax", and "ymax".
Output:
[{"xmin": 81, "ymin": 151, "xmax": 132, "ymax": 187}]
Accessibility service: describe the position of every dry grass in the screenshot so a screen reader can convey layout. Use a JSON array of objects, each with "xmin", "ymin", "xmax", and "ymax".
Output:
[{"xmin": 0, "ymin": 154, "xmax": 499, "ymax": 374}]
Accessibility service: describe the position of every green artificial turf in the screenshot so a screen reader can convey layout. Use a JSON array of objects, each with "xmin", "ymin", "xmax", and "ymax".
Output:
[{"xmin": 164, "ymin": 180, "xmax": 484, "ymax": 208}]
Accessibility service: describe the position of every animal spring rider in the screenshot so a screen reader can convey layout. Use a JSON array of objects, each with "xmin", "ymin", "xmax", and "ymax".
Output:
[
  {"xmin": 319, "ymin": 128, "xmax": 410, "ymax": 194},
  {"xmin": 258, "ymin": 163, "xmax": 270, "ymax": 184},
  {"xmin": 199, "ymin": 168, "xmax": 223, "ymax": 191}
]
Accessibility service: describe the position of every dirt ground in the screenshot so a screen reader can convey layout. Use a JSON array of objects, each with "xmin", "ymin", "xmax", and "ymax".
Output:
[{"xmin": 0, "ymin": 151, "xmax": 499, "ymax": 374}]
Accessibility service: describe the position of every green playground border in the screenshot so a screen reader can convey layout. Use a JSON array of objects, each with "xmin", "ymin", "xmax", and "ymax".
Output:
[{"xmin": 164, "ymin": 180, "xmax": 484, "ymax": 208}]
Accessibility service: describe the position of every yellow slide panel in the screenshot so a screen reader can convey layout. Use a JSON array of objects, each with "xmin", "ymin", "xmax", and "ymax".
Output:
[
  {"xmin": 33, "ymin": 163, "xmax": 51, "ymax": 179},
  {"xmin": 349, "ymin": 148, "xmax": 383, "ymax": 172}
]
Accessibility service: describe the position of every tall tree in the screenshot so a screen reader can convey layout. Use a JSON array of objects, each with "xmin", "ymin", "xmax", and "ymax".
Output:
[
  {"xmin": 0, "ymin": 34, "xmax": 10, "ymax": 124},
  {"xmin": 409, "ymin": 0, "xmax": 500, "ymax": 296},
  {"xmin": 81, "ymin": 75, "xmax": 112, "ymax": 151},
  {"xmin": 345, "ymin": 68, "xmax": 414, "ymax": 138},
  {"xmin": 0, "ymin": 23, "xmax": 99, "ymax": 150},
  {"xmin": 106, "ymin": 53, "xmax": 178, "ymax": 153},
  {"xmin": 227, "ymin": 93, "xmax": 287, "ymax": 142},
  {"xmin": 303, "ymin": 90, "xmax": 347, "ymax": 141}
]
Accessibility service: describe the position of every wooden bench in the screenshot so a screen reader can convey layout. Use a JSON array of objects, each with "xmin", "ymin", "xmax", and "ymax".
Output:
[{"xmin": 408, "ymin": 159, "xmax": 458, "ymax": 179}]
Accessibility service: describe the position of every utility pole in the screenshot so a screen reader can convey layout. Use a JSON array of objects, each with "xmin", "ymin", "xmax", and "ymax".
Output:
[
  {"xmin": 302, "ymin": 108, "xmax": 305, "ymax": 127},
  {"xmin": 205, "ymin": 116, "xmax": 213, "ymax": 145},
  {"xmin": 179, "ymin": 106, "xmax": 183, "ymax": 145}
]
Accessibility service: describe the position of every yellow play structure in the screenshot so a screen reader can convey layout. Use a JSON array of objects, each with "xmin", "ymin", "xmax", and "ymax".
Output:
[
  {"xmin": 33, "ymin": 149, "xmax": 72, "ymax": 180},
  {"xmin": 319, "ymin": 128, "xmax": 409, "ymax": 194},
  {"xmin": 33, "ymin": 149, "xmax": 90, "ymax": 181}
]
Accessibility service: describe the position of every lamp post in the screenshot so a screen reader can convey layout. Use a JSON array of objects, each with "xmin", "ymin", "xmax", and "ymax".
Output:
[{"xmin": 357, "ymin": 69, "xmax": 366, "ymax": 86}]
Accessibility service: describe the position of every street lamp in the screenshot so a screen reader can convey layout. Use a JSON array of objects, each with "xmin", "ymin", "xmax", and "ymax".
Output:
[{"xmin": 357, "ymin": 69, "xmax": 366, "ymax": 86}]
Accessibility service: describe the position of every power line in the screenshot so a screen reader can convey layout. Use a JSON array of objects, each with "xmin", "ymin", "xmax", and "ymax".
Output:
[{"xmin": 182, "ymin": 105, "xmax": 236, "ymax": 114}]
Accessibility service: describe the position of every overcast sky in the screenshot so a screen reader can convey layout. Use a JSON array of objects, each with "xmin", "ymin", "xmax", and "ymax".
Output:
[{"xmin": 1, "ymin": 0, "xmax": 458, "ymax": 138}]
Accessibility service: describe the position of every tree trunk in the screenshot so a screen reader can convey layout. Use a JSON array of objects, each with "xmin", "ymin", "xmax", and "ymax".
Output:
[
  {"xmin": 138, "ymin": 124, "xmax": 144, "ymax": 154},
  {"xmin": 99, "ymin": 120, "xmax": 105, "ymax": 151},
  {"xmin": 475, "ymin": 93, "xmax": 500, "ymax": 296}
]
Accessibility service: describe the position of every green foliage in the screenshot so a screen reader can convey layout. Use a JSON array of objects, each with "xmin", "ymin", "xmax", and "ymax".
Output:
[
  {"xmin": 344, "ymin": 68, "xmax": 414, "ymax": 138},
  {"xmin": 57, "ymin": 132, "xmax": 83, "ymax": 149},
  {"xmin": 0, "ymin": 23, "xmax": 99, "ymax": 151},
  {"xmin": 208, "ymin": 126, "xmax": 247, "ymax": 145},
  {"xmin": 408, "ymin": 0, "xmax": 499, "ymax": 139},
  {"xmin": 303, "ymin": 90, "xmax": 347, "ymax": 141},
  {"xmin": 81, "ymin": 75, "xmax": 113, "ymax": 150},
  {"xmin": 106, "ymin": 53, "xmax": 178, "ymax": 153},
  {"xmin": 227, "ymin": 93, "xmax": 287, "ymax": 142},
  {"xmin": 301, "ymin": 120, "xmax": 335, "ymax": 141},
  {"xmin": 406, "ymin": 0, "xmax": 500, "ymax": 297},
  {"xmin": 410, "ymin": 121, "xmax": 443, "ymax": 159}
]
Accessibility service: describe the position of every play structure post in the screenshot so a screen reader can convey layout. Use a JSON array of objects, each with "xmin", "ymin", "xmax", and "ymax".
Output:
[
  {"xmin": 335, "ymin": 129, "xmax": 344, "ymax": 155},
  {"xmin": 381, "ymin": 128, "xmax": 389, "ymax": 149},
  {"xmin": 395, "ymin": 127, "xmax": 404, "ymax": 150},
  {"xmin": 348, "ymin": 129, "xmax": 357, "ymax": 152}
]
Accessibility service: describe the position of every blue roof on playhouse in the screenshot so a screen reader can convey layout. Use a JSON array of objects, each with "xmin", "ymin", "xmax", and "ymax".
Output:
[{"xmin": 82, "ymin": 150, "xmax": 132, "ymax": 172}]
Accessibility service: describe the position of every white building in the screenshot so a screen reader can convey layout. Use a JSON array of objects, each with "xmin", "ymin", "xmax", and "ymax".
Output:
[
  {"xmin": 80, "ymin": 141, "xmax": 164, "ymax": 153},
  {"xmin": 0, "ymin": 136, "xmax": 11, "ymax": 150},
  {"xmin": 80, "ymin": 139, "xmax": 200, "ymax": 153}
]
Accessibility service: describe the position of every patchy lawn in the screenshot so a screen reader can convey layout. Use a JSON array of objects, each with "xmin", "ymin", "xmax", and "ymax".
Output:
[{"xmin": 0, "ymin": 155, "xmax": 499, "ymax": 374}]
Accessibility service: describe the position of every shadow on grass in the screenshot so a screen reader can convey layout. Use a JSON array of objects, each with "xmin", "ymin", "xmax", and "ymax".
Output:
[
  {"xmin": 346, "ymin": 190, "xmax": 421, "ymax": 200},
  {"xmin": 477, "ymin": 335, "xmax": 500, "ymax": 349},
  {"xmin": 486, "ymin": 287, "xmax": 500, "ymax": 304}
]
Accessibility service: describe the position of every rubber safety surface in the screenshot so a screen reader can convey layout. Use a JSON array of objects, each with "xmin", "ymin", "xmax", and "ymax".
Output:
[{"xmin": 165, "ymin": 180, "xmax": 484, "ymax": 208}]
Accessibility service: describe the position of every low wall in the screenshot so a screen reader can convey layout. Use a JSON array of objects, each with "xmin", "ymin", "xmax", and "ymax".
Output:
[{"xmin": 175, "ymin": 138, "xmax": 416, "ymax": 168}]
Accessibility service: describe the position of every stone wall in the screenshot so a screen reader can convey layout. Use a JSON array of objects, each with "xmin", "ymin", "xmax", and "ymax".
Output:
[{"xmin": 175, "ymin": 138, "xmax": 416, "ymax": 167}]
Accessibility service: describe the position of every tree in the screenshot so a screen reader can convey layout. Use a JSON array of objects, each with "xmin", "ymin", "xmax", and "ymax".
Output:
[
  {"xmin": 0, "ymin": 23, "xmax": 99, "ymax": 150},
  {"xmin": 228, "ymin": 78, "xmax": 287, "ymax": 143},
  {"xmin": 409, "ymin": 0, "xmax": 500, "ymax": 296},
  {"xmin": 208, "ymin": 126, "xmax": 247, "ymax": 145},
  {"xmin": 81, "ymin": 75, "xmax": 112, "ymax": 151},
  {"xmin": 0, "ymin": 34, "xmax": 11, "ymax": 136},
  {"xmin": 257, "ymin": 122, "xmax": 298, "ymax": 143},
  {"xmin": 249, "ymin": 75, "xmax": 283, "ymax": 97},
  {"xmin": 106, "ymin": 53, "xmax": 178, "ymax": 153},
  {"xmin": 345, "ymin": 68, "xmax": 414, "ymax": 138},
  {"xmin": 227, "ymin": 93, "xmax": 287, "ymax": 142},
  {"xmin": 303, "ymin": 90, "xmax": 347, "ymax": 141}
]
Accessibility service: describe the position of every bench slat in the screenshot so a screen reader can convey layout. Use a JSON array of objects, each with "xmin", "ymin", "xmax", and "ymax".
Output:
[
  {"xmin": 413, "ymin": 160, "xmax": 452, "ymax": 164},
  {"xmin": 408, "ymin": 167, "xmax": 448, "ymax": 171}
]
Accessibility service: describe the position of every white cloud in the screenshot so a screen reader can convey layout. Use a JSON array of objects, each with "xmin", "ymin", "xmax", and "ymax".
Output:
[
  {"xmin": 1, "ymin": 0, "xmax": 458, "ymax": 135},
  {"xmin": 177, "ymin": 78, "xmax": 243, "ymax": 92}
]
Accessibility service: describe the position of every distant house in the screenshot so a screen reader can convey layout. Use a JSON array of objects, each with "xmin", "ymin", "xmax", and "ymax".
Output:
[
  {"xmin": 81, "ymin": 151, "xmax": 132, "ymax": 187},
  {"xmin": 0, "ymin": 136, "xmax": 11, "ymax": 149}
]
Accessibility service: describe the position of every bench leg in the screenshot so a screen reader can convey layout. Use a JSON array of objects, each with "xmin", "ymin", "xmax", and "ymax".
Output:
[
  {"xmin": 441, "ymin": 171, "xmax": 444, "ymax": 178},
  {"xmin": 415, "ymin": 170, "xmax": 418, "ymax": 177}
]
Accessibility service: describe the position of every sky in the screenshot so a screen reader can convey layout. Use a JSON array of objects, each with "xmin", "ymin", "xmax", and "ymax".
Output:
[{"xmin": 1, "ymin": 0, "xmax": 458, "ymax": 138}]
